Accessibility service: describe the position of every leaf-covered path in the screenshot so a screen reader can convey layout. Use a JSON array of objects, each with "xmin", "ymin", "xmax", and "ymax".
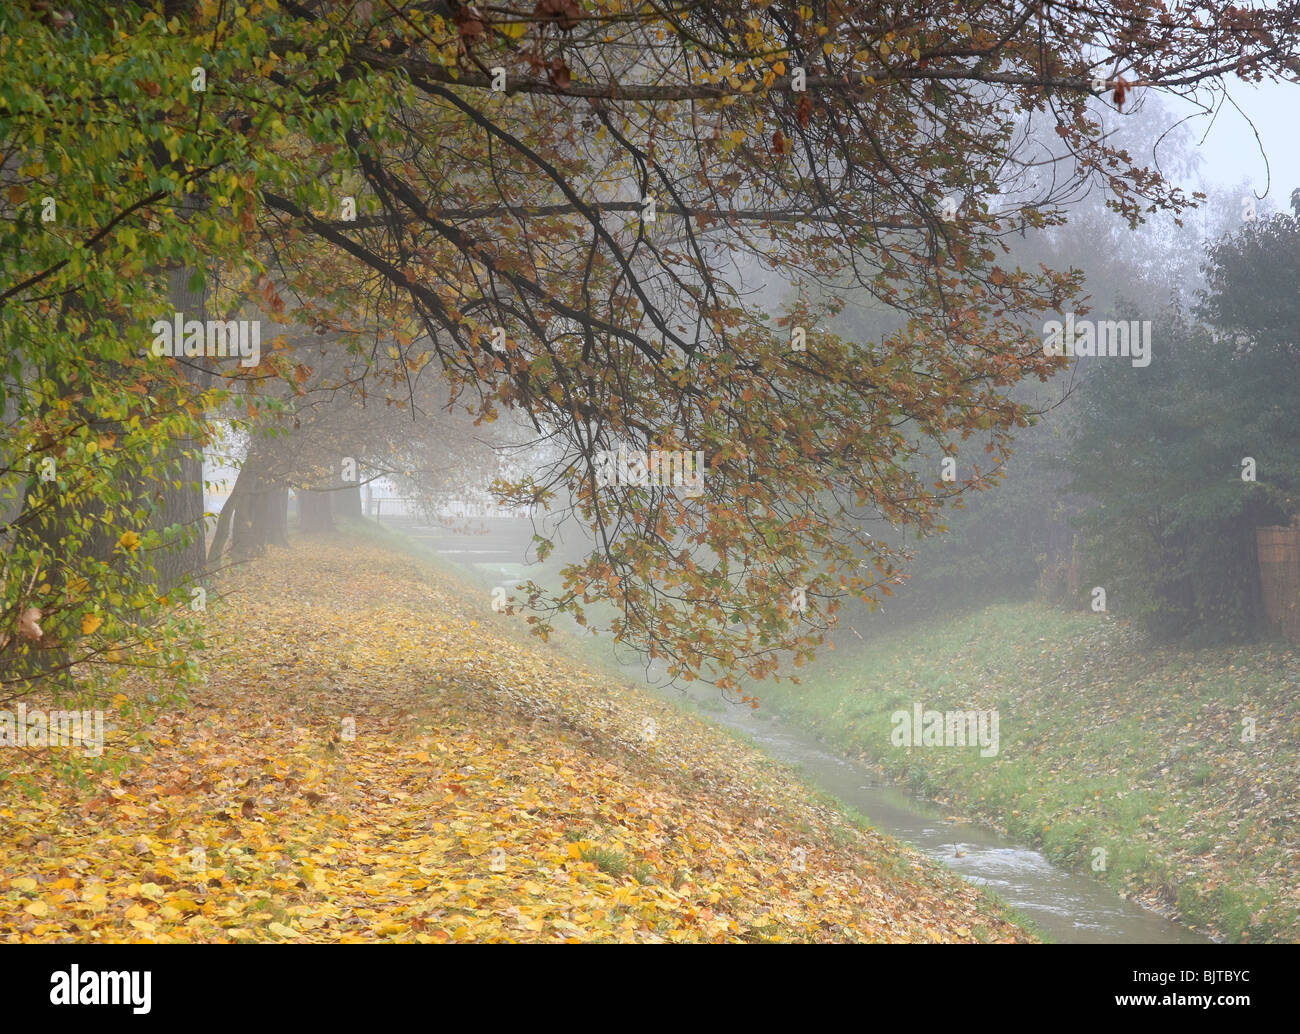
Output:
[{"xmin": 1, "ymin": 538, "xmax": 1031, "ymax": 942}]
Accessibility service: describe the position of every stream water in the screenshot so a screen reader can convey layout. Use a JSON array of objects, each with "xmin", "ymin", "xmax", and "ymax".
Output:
[
  {"xmin": 677, "ymin": 697, "xmax": 1208, "ymax": 944},
  {"xmin": 413, "ymin": 529, "xmax": 1210, "ymax": 944}
]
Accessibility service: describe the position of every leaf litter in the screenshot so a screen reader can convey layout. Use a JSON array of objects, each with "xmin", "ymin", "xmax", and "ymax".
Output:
[{"xmin": 0, "ymin": 540, "xmax": 1032, "ymax": 943}]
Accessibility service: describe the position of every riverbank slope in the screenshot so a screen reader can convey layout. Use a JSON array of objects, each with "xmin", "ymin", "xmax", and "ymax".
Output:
[
  {"xmin": 0, "ymin": 537, "xmax": 1031, "ymax": 943},
  {"xmin": 754, "ymin": 604, "xmax": 1300, "ymax": 942}
]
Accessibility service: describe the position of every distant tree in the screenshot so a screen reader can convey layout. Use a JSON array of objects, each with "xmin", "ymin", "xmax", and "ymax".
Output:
[
  {"xmin": 1065, "ymin": 194, "xmax": 1300, "ymax": 642},
  {"xmin": 204, "ymin": 319, "xmax": 528, "ymax": 557}
]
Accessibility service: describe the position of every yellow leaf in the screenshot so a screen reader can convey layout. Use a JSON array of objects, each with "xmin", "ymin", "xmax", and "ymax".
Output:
[
  {"xmin": 25, "ymin": 900, "xmax": 49, "ymax": 917},
  {"xmin": 82, "ymin": 613, "xmax": 103, "ymax": 635},
  {"xmin": 11, "ymin": 878, "xmax": 38, "ymax": 893},
  {"xmin": 267, "ymin": 921, "xmax": 299, "ymax": 939}
]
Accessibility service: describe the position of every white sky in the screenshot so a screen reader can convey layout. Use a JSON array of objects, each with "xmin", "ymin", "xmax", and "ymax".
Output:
[{"xmin": 1171, "ymin": 77, "xmax": 1299, "ymax": 205}]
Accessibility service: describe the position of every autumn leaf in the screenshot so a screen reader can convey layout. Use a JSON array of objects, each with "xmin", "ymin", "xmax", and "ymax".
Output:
[
  {"xmin": 535, "ymin": 0, "xmax": 581, "ymax": 32},
  {"xmin": 0, "ymin": 540, "xmax": 1033, "ymax": 944},
  {"xmin": 453, "ymin": 7, "xmax": 485, "ymax": 38}
]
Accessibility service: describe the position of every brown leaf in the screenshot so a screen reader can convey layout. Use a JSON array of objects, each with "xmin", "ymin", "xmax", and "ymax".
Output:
[
  {"xmin": 536, "ymin": 0, "xmax": 581, "ymax": 32},
  {"xmin": 454, "ymin": 7, "xmax": 485, "ymax": 38},
  {"xmin": 797, "ymin": 93, "xmax": 812, "ymax": 128}
]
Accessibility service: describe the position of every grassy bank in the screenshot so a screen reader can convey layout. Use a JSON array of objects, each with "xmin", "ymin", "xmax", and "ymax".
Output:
[{"xmin": 748, "ymin": 603, "xmax": 1300, "ymax": 942}]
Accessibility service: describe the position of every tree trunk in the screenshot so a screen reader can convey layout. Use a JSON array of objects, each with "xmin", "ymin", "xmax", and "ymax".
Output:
[
  {"xmin": 299, "ymin": 489, "xmax": 334, "ymax": 533},
  {"xmin": 154, "ymin": 262, "xmax": 210, "ymax": 591},
  {"xmin": 336, "ymin": 482, "xmax": 363, "ymax": 521},
  {"xmin": 230, "ymin": 484, "xmax": 266, "ymax": 562},
  {"xmin": 207, "ymin": 478, "xmax": 242, "ymax": 565},
  {"xmin": 230, "ymin": 448, "xmax": 275, "ymax": 561},
  {"xmin": 268, "ymin": 484, "xmax": 289, "ymax": 546}
]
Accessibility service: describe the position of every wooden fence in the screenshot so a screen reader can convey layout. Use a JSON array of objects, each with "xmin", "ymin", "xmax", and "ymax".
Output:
[{"xmin": 1256, "ymin": 521, "xmax": 1300, "ymax": 639}]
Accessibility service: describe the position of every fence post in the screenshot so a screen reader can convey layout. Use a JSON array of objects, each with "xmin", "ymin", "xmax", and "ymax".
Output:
[{"xmin": 1256, "ymin": 521, "xmax": 1300, "ymax": 639}]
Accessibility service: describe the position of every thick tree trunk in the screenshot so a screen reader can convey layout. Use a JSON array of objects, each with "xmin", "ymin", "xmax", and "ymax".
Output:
[
  {"xmin": 232, "ymin": 483, "xmax": 292, "ymax": 558},
  {"xmin": 230, "ymin": 484, "xmax": 266, "ymax": 562},
  {"xmin": 207, "ymin": 478, "xmax": 242, "ymax": 565},
  {"xmin": 336, "ymin": 482, "xmax": 363, "ymax": 521},
  {"xmin": 212, "ymin": 457, "xmax": 266, "ymax": 564},
  {"xmin": 219, "ymin": 434, "xmax": 295, "ymax": 560},
  {"xmin": 230, "ymin": 446, "xmax": 274, "ymax": 561},
  {"xmin": 299, "ymin": 489, "xmax": 334, "ymax": 533},
  {"xmin": 154, "ymin": 262, "xmax": 210, "ymax": 591},
  {"xmin": 268, "ymin": 484, "xmax": 289, "ymax": 546}
]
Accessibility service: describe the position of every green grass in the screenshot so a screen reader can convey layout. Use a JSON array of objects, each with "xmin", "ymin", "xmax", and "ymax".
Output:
[
  {"xmin": 750, "ymin": 602, "xmax": 1300, "ymax": 942},
  {"xmin": 579, "ymin": 845, "xmax": 631, "ymax": 879}
]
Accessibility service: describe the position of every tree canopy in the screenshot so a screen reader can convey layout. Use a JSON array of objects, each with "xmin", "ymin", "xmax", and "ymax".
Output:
[{"xmin": 5, "ymin": 0, "xmax": 1300, "ymax": 696}]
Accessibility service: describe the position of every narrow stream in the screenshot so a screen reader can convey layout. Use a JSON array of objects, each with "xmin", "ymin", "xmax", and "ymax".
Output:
[
  {"xmin": 411, "ymin": 528, "xmax": 1210, "ymax": 944},
  {"xmin": 679, "ymin": 698, "xmax": 1208, "ymax": 944}
]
